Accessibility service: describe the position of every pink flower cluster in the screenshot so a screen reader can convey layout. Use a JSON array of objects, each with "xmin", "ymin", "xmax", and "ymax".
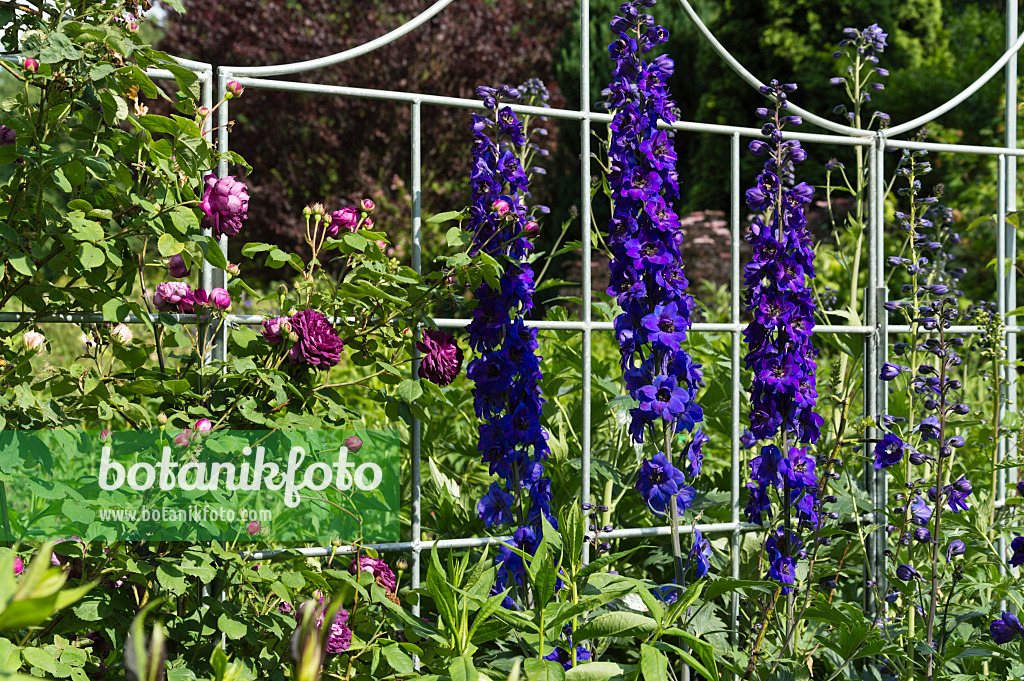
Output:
[{"xmin": 153, "ymin": 282, "xmax": 231, "ymax": 313}]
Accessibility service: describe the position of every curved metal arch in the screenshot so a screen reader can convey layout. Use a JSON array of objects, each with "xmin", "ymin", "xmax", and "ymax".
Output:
[
  {"xmin": 675, "ymin": 0, "xmax": 1024, "ymax": 140},
  {"xmin": 222, "ymin": 0, "xmax": 455, "ymax": 78}
]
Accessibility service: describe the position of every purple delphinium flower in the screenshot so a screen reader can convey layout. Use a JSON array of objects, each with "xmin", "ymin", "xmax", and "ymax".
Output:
[
  {"xmin": 688, "ymin": 527, "xmax": 712, "ymax": 579},
  {"xmin": 945, "ymin": 539, "xmax": 965, "ymax": 562},
  {"xmin": 605, "ymin": 2, "xmax": 704, "ymax": 526},
  {"xmin": 543, "ymin": 646, "xmax": 592, "ymax": 671},
  {"xmin": 636, "ymin": 452, "xmax": 695, "ymax": 516},
  {"xmin": 288, "ymin": 309, "xmax": 343, "ymax": 368},
  {"xmin": 895, "ymin": 564, "xmax": 921, "ymax": 581},
  {"xmin": 1009, "ymin": 535, "xmax": 1024, "ymax": 567},
  {"xmin": 416, "ymin": 328, "xmax": 464, "ymax": 386},
  {"xmin": 199, "ymin": 174, "xmax": 249, "ymax": 239},
  {"xmin": 944, "ymin": 476, "xmax": 972, "ymax": 513},
  {"xmin": 742, "ymin": 81, "xmax": 821, "ymax": 449},
  {"xmin": 873, "ymin": 432, "xmax": 905, "ymax": 469},
  {"xmin": 684, "ymin": 427, "xmax": 709, "ymax": 477},
  {"xmin": 990, "ymin": 611, "xmax": 1024, "ymax": 644},
  {"xmin": 464, "ymin": 86, "xmax": 554, "ymax": 605},
  {"xmin": 478, "ymin": 482, "xmax": 514, "ymax": 528}
]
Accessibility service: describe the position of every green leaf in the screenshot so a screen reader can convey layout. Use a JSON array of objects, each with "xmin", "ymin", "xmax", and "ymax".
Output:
[
  {"xmin": 447, "ymin": 654, "xmax": 479, "ymax": 681},
  {"xmin": 639, "ymin": 644, "xmax": 669, "ymax": 681},
  {"xmin": 198, "ymin": 235, "xmax": 228, "ymax": 269},
  {"xmin": 523, "ymin": 658, "xmax": 565, "ymax": 681},
  {"xmin": 158, "ymin": 233, "xmax": 184, "ymax": 257},
  {"xmin": 427, "ymin": 210, "xmax": 464, "ymax": 224},
  {"xmin": 446, "ymin": 225, "xmax": 467, "ymax": 248},
  {"xmin": 217, "ymin": 613, "xmax": 247, "ymax": 640},
  {"xmin": 563, "ymin": 662, "xmax": 633, "ymax": 680},
  {"xmin": 21, "ymin": 647, "xmax": 57, "ymax": 676},
  {"xmin": 382, "ymin": 643, "xmax": 414, "ymax": 674},
  {"xmin": 574, "ymin": 611, "xmax": 658, "ymax": 640},
  {"xmin": 79, "ymin": 243, "xmax": 105, "ymax": 269},
  {"xmin": 395, "ymin": 379, "xmax": 423, "ymax": 403}
]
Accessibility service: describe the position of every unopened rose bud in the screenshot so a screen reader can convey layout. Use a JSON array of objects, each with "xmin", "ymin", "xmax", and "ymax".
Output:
[
  {"xmin": 157, "ymin": 412, "xmax": 168, "ymax": 425},
  {"xmin": 175, "ymin": 429, "xmax": 194, "ymax": 447},
  {"xmin": 395, "ymin": 557, "xmax": 409, "ymax": 571},
  {"xmin": 288, "ymin": 330, "xmax": 299, "ymax": 342},
  {"xmin": 376, "ymin": 240, "xmax": 387, "ymax": 250},
  {"xmin": 524, "ymin": 221, "xmax": 540, "ymax": 237},
  {"xmin": 311, "ymin": 203, "xmax": 326, "ymax": 216},
  {"xmin": 364, "ymin": 218, "xmax": 373, "ymax": 228},
  {"xmin": 226, "ymin": 263, "xmax": 240, "ymax": 277},
  {"xmin": 22, "ymin": 331, "xmax": 45, "ymax": 351},
  {"xmin": 195, "ymin": 418, "xmax": 212, "ymax": 433},
  {"xmin": 361, "ymin": 198, "xmax": 375, "ymax": 213},
  {"xmin": 127, "ymin": 20, "xmax": 138, "ymax": 32},
  {"xmin": 287, "ymin": 307, "xmax": 297, "ymax": 317},
  {"xmin": 247, "ymin": 520, "xmax": 261, "ymax": 536},
  {"xmin": 210, "ymin": 287, "xmax": 231, "ymax": 311},
  {"xmin": 12, "ymin": 556, "xmax": 23, "ymax": 575},
  {"xmin": 345, "ymin": 435, "xmax": 363, "ymax": 453},
  {"xmin": 197, "ymin": 106, "xmax": 210, "ymax": 117},
  {"xmin": 492, "ymin": 199, "xmax": 510, "ymax": 215},
  {"xmin": 24, "ymin": 58, "xmax": 38, "ymax": 73},
  {"xmin": 302, "ymin": 205, "xmax": 312, "ymax": 217},
  {"xmin": 99, "ymin": 429, "xmax": 112, "ymax": 442},
  {"xmin": 279, "ymin": 320, "xmax": 292, "ymax": 334},
  {"xmin": 225, "ymin": 80, "xmax": 244, "ymax": 99},
  {"xmin": 168, "ymin": 253, "xmax": 190, "ymax": 278},
  {"xmin": 110, "ymin": 323, "xmax": 133, "ymax": 345},
  {"xmin": 277, "ymin": 283, "xmax": 288, "ymax": 296}
]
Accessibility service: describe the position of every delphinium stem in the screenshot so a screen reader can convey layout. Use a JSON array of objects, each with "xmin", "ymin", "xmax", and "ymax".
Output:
[
  {"xmin": 666, "ymin": 426, "xmax": 685, "ymax": 585},
  {"xmin": 925, "ymin": 322, "xmax": 949, "ymax": 680}
]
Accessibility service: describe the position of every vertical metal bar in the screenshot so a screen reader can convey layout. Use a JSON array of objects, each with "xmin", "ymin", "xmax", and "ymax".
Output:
[
  {"xmin": 579, "ymin": 0, "xmax": 593, "ymax": 567},
  {"xmin": 729, "ymin": 133, "xmax": 741, "ymax": 651},
  {"xmin": 410, "ymin": 101, "xmax": 423, "ymax": 626},
  {"xmin": 874, "ymin": 136, "xmax": 888, "ymax": 600},
  {"xmin": 200, "ymin": 70, "xmax": 214, "ymax": 296},
  {"xmin": 211, "ymin": 70, "xmax": 231, "ymax": 363},
  {"xmin": 864, "ymin": 140, "xmax": 879, "ymax": 612},
  {"xmin": 997, "ymin": 154, "xmax": 1008, "ymax": 585},
  {"xmin": 1004, "ymin": 0, "xmax": 1019, "ymax": 540}
]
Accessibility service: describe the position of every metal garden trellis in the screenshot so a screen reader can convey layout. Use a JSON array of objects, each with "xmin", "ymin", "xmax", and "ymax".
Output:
[{"xmin": 2, "ymin": 0, "xmax": 1022, "ymax": 652}]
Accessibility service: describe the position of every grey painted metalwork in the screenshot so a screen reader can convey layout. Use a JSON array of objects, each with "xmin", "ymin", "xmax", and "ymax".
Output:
[{"xmin": 4, "ymin": 0, "xmax": 1022, "ymax": 669}]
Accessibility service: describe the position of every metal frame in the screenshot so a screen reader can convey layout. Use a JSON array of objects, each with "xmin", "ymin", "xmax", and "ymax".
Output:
[{"xmin": 3, "ymin": 0, "xmax": 1021, "ymax": 648}]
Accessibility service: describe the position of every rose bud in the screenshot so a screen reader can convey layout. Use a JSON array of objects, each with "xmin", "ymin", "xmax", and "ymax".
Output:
[
  {"xmin": 247, "ymin": 520, "xmax": 261, "ymax": 536},
  {"xmin": 22, "ymin": 331, "xmax": 45, "ymax": 351},
  {"xmin": 24, "ymin": 58, "xmax": 38, "ymax": 73},
  {"xmin": 491, "ymin": 199, "xmax": 510, "ymax": 215},
  {"xmin": 110, "ymin": 323, "xmax": 133, "ymax": 345},
  {"xmin": 225, "ymin": 80, "xmax": 244, "ymax": 98},
  {"xmin": 168, "ymin": 253, "xmax": 190, "ymax": 278},
  {"xmin": 195, "ymin": 418, "xmax": 213, "ymax": 433},
  {"xmin": 345, "ymin": 435, "xmax": 363, "ymax": 453},
  {"xmin": 210, "ymin": 288, "xmax": 231, "ymax": 311},
  {"xmin": 361, "ymin": 198, "xmax": 375, "ymax": 213},
  {"xmin": 524, "ymin": 221, "xmax": 540, "ymax": 237}
]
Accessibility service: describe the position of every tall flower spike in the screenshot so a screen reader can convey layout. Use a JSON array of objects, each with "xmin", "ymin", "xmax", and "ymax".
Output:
[
  {"xmin": 464, "ymin": 85, "xmax": 555, "ymax": 605},
  {"xmin": 604, "ymin": 1, "xmax": 703, "ymax": 466}
]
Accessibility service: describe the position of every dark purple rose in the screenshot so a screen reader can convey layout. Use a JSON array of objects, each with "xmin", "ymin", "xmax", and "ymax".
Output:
[
  {"xmin": 324, "ymin": 609, "xmax": 352, "ymax": 655},
  {"xmin": 348, "ymin": 555, "xmax": 397, "ymax": 592},
  {"xmin": 262, "ymin": 316, "xmax": 290, "ymax": 343},
  {"xmin": 288, "ymin": 309, "xmax": 343, "ymax": 368},
  {"xmin": 199, "ymin": 174, "xmax": 249, "ymax": 239},
  {"xmin": 416, "ymin": 329, "xmax": 464, "ymax": 386},
  {"xmin": 0, "ymin": 126, "xmax": 14, "ymax": 147}
]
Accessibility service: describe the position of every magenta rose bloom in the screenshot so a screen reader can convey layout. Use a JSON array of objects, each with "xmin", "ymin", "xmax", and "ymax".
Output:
[
  {"xmin": 416, "ymin": 329, "xmax": 463, "ymax": 386},
  {"xmin": 329, "ymin": 207, "xmax": 358, "ymax": 237},
  {"xmin": 210, "ymin": 287, "xmax": 231, "ymax": 311},
  {"xmin": 199, "ymin": 174, "xmax": 249, "ymax": 239},
  {"xmin": 348, "ymin": 555, "xmax": 397, "ymax": 592},
  {"xmin": 154, "ymin": 282, "xmax": 194, "ymax": 312},
  {"xmin": 324, "ymin": 610, "xmax": 352, "ymax": 655},
  {"xmin": 288, "ymin": 309, "xmax": 343, "ymax": 368},
  {"xmin": 262, "ymin": 316, "xmax": 290, "ymax": 343}
]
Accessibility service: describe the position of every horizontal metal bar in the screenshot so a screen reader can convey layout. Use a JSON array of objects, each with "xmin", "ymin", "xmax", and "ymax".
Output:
[
  {"xmin": 226, "ymin": 77, "xmax": 873, "ymax": 146},
  {"xmin": 223, "ymin": 0, "xmax": 455, "ymax": 78},
  {"xmin": 884, "ymin": 138, "xmax": 1024, "ymax": 157},
  {"xmin": 886, "ymin": 324, "xmax": 1019, "ymax": 334}
]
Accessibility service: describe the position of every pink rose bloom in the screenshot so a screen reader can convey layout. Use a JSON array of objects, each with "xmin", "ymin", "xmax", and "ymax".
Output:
[
  {"xmin": 154, "ymin": 282, "xmax": 193, "ymax": 312},
  {"xmin": 13, "ymin": 556, "xmax": 23, "ymax": 575},
  {"xmin": 195, "ymin": 418, "xmax": 212, "ymax": 432}
]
